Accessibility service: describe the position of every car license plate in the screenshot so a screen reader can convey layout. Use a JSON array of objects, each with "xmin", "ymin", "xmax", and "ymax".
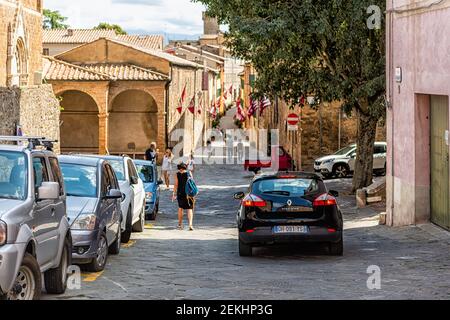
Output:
[
  {"xmin": 280, "ymin": 206, "xmax": 313, "ymax": 213},
  {"xmin": 273, "ymin": 226, "xmax": 309, "ymax": 234}
]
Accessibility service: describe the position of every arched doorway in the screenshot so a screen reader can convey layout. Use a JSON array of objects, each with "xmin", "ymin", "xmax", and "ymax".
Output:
[
  {"xmin": 59, "ymin": 90, "xmax": 99, "ymax": 154},
  {"xmin": 109, "ymin": 90, "xmax": 158, "ymax": 157}
]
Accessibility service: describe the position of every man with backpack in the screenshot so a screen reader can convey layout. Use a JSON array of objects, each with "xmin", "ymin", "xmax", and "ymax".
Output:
[{"xmin": 173, "ymin": 162, "xmax": 198, "ymax": 231}]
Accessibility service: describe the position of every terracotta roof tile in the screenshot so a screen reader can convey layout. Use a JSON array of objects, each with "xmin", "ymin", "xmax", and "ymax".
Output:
[
  {"xmin": 43, "ymin": 29, "xmax": 164, "ymax": 50},
  {"xmin": 80, "ymin": 64, "xmax": 168, "ymax": 81},
  {"xmin": 43, "ymin": 57, "xmax": 110, "ymax": 81},
  {"xmin": 43, "ymin": 57, "xmax": 169, "ymax": 81}
]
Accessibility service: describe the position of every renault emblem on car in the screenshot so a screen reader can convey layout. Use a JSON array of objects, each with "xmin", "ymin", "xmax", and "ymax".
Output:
[{"xmin": 287, "ymin": 200, "xmax": 293, "ymax": 206}]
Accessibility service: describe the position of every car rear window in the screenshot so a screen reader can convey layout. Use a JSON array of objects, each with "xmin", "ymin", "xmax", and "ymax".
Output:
[
  {"xmin": 253, "ymin": 178, "xmax": 319, "ymax": 197},
  {"xmin": 107, "ymin": 160, "xmax": 126, "ymax": 181},
  {"xmin": 135, "ymin": 164, "xmax": 154, "ymax": 183}
]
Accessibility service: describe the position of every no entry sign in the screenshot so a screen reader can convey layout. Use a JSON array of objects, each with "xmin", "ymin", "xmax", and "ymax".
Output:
[{"xmin": 287, "ymin": 113, "xmax": 299, "ymax": 131}]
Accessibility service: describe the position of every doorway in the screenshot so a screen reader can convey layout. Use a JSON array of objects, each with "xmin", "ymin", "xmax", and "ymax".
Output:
[{"xmin": 430, "ymin": 95, "xmax": 450, "ymax": 230}]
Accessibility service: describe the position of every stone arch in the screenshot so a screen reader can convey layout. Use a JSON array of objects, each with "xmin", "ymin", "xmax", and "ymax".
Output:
[
  {"xmin": 58, "ymin": 90, "xmax": 100, "ymax": 154},
  {"xmin": 108, "ymin": 89, "xmax": 158, "ymax": 155}
]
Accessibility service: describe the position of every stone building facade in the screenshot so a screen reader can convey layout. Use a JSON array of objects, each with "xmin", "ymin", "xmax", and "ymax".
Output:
[
  {"xmin": 0, "ymin": 0, "xmax": 60, "ymax": 148},
  {"xmin": 0, "ymin": 0, "xmax": 44, "ymax": 87}
]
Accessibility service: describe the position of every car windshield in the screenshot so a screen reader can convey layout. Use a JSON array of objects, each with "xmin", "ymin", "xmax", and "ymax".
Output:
[
  {"xmin": 334, "ymin": 146, "xmax": 355, "ymax": 156},
  {"xmin": 60, "ymin": 163, "xmax": 97, "ymax": 198},
  {"xmin": 108, "ymin": 160, "xmax": 126, "ymax": 181},
  {"xmin": 0, "ymin": 151, "xmax": 27, "ymax": 200},
  {"xmin": 253, "ymin": 178, "xmax": 319, "ymax": 197},
  {"xmin": 135, "ymin": 164, "xmax": 154, "ymax": 183}
]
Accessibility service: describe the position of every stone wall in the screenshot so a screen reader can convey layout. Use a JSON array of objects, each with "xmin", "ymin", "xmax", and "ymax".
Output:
[
  {"xmin": 0, "ymin": 87, "xmax": 20, "ymax": 136},
  {"xmin": 0, "ymin": 0, "xmax": 43, "ymax": 86},
  {"xmin": 259, "ymin": 99, "xmax": 387, "ymax": 170},
  {"xmin": 0, "ymin": 84, "xmax": 61, "ymax": 152}
]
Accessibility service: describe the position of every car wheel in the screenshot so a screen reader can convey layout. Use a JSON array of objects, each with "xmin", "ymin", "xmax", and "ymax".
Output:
[
  {"xmin": 121, "ymin": 207, "xmax": 132, "ymax": 243},
  {"xmin": 109, "ymin": 223, "xmax": 122, "ymax": 255},
  {"xmin": 239, "ymin": 239, "xmax": 253, "ymax": 257},
  {"xmin": 86, "ymin": 231, "xmax": 108, "ymax": 272},
  {"xmin": 132, "ymin": 205, "xmax": 145, "ymax": 233},
  {"xmin": 147, "ymin": 202, "xmax": 158, "ymax": 221},
  {"xmin": 329, "ymin": 238, "xmax": 344, "ymax": 256},
  {"xmin": 6, "ymin": 253, "xmax": 42, "ymax": 300},
  {"xmin": 44, "ymin": 237, "xmax": 71, "ymax": 294},
  {"xmin": 333, "ymin": 164, "xmax": 349, "ymax": 178}
]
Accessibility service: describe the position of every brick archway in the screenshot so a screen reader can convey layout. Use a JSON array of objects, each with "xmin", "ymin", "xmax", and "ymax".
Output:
[
  {"xmin": 108, "ymin": 89, "xmax": 158, "ymax": 156},
  {"xmin": 58, "ymin": 90, "xmax": 100, "ymax": 154}
]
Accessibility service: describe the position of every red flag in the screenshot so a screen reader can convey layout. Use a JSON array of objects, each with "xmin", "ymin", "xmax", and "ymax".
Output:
[
  {"xmin": 188, "ymin": 95, "xmax": 195, "ymax": 114},
  {"xmin": 259, "ymin": 96, "xmax": 271, "ymax": 116},
  {"xmin": 247, "ymin": 96, "xmax": 259, "ymax": 118},
  {"xmin": 176, "ymin": 83, "xmax": 187, "ymax": 114},
  {"xmin": 235, "ymin": 99, "xmax": 245, "ymax": 122},
  {"xmin": 197, "ymin": 95, "xmax": 203, "ymax": 115}
]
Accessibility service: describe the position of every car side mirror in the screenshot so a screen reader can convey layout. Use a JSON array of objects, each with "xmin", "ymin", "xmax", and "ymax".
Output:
[
  {"xmin": 37, "ymin": 182, "xmax": 60, "ymax": 201},
  {"xmin": 130, "ymin": 176, "xmax": 139, "ymax": 185},
  {"xmin": 104, "ymin": 189, "xmax": 122, "ymax": 200},
  {"xmin": 234, "ymin": 192, "xmax": 245, "ymax": 200},
  {"xmin": 350, "ymin": 153, "xmax": 356, "ymax": 159},
  {"xmin": 329, "ymin": 190, "xmax": 339, "ymax": 198}
]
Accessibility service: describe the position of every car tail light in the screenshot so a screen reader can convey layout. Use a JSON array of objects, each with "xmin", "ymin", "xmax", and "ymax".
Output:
[
  {"xmin": 243, "ymin": 194, "xmax": 267, "ymax": 207},
  {"xmin": 328, "ymin": 228, "xmax": 337, "ymax": 233},
  {"xmin": 246, "ymin": 229, "xmax": 255, "ymax": 233},
  {"xmin": 313, "ymin": 193, "xmax": 337, "ymax": 207}
]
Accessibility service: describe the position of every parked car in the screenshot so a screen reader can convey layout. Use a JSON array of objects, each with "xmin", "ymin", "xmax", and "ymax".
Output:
[
  {"xmin": 314, "ymin": 142, "xmax": 387, "ymax": 178},
  {"xmin": 244, "ymin": 145, "xmax": 293, "ymax": 174},
  {"xmin": 134, "ymin": 160, "xmax": 162, "ymax": 221},
  {"xmin": 234, "ymin": 172, "xmax": 343, "ymax": 257},
  {"xmin": 80, "ymin": 155, "xmax": 146, "ymax": 243},
  {"xmin": 59, "ymin": 155, "xmax": 122, "ymax": 272},
  {"xmin": 0, "ymin": 137, "xmax": 71, "ymax": 300}
]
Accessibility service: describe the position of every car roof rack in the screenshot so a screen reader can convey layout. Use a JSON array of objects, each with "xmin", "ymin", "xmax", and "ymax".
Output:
[{"xmin": 0, "ymin": 136, "xmax": 58, "ymax": 151}]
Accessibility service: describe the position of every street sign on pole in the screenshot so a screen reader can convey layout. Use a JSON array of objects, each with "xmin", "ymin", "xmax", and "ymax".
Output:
[{"xmin": 287, "ymin": 113, "xmax": 299, "ymax": 131}]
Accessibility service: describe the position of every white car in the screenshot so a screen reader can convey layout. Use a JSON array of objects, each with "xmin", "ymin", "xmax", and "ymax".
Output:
[
  {"xmin": 314, "ymin": 142, "xmax": 387, "ymax": 178},
  {"xmin": 84, "ymin": 155, "xmax": 146, "ymax": 243}
]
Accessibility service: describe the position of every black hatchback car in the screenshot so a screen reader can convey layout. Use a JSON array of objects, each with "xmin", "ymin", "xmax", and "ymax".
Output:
[{"xmin": 234, "ymin": 172, "xmax": 343, "ymax": 257}]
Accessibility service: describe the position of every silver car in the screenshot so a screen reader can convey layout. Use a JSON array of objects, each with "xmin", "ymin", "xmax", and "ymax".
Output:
[
  {"xmin": 314, "ymin": 142, "xmax": 387, "ymax": 178},
  {"xmin": 59, "ymin": 156, "xmax": 123, "ymax": 272},
  {"xmin": 81, "ymin": 155, "xmax": 146, "ymax": 243},
  {"xmin": 0, "ymin": 137, "xmax": 71, "ymax": 300}
]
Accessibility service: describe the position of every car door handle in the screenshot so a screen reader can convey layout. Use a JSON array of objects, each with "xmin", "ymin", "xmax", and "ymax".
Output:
[{"xmin": 51, "ymin": 208, "xmax": 56, "ymax": 216}]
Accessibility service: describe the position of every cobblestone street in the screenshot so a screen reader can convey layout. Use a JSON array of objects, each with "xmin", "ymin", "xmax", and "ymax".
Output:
[{"xmin": 47, "ymin": 164, "xmax": 450, "ymax": 300}]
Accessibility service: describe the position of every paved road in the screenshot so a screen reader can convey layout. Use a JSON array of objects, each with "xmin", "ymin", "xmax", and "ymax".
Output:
[{"xmin": 46, "ymin": 164, "xmax": 450, "ymax": 300}]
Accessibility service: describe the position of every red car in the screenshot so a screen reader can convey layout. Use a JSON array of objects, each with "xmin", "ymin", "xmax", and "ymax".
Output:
[{"xmin": 244, "ymin": 145, "xmax": 293, "ymax": 174}]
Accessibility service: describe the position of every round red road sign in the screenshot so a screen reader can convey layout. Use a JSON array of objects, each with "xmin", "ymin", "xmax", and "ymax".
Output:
[{"xmin": 287, "ymin": 113, "xmax": 299, "ymax": 126}]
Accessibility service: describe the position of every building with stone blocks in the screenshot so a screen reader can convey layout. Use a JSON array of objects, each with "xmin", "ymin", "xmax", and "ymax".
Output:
[
  {"xmin": 0, "ymin": 0, "xmax": 60, "ymax": 149},
  {"xmin": 43, "ymin": 37, "xmax": 216, "ymax": 158}
]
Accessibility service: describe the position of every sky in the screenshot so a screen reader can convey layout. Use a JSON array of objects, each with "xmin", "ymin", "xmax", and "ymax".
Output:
[{"xmin": 44, "ymin": 0, "xmax": 207, "ymax": 39}]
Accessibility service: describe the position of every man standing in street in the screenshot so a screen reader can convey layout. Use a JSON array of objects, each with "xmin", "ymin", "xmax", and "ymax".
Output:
[{"xmin": 145, "ymin": 142, "xmax": 158, "ymax": 163}]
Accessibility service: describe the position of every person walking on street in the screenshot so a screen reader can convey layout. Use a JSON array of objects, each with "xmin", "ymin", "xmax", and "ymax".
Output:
[
  {"xmin": 173, "ymin": 162, "xmax": 195, "ymax": 231},
  {"xmin": 161, "ymin": 149, "xmax": 173, "ymax": 189},
  {"xmin": 145, "ymin": 142, "xmax": 158, "ymax": 163},
  {"xmin": 187, "ymin": 152, "xmax": 196, "ymax": 176}
]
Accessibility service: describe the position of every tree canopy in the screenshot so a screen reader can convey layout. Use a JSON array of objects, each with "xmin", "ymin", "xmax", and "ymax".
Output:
[
  {"xmin": 94, "ymin": 23, "xmax": 127, "ymax": 35},
  {"xmin": 43, "ymin": 9, "xmax": 69, "ymax": 29},
  {"xmin": 196, "ymin": 0, "xmax": 386, "ymax": 191}
]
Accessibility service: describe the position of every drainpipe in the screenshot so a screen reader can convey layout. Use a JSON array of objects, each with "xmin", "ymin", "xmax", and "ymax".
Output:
[
  {"xmin": 387, "ymin": 0, "xmax": 395, "ymax": 226},
  {"xmin": 165, "ymin": 67, "xmax": 173, "ymax": 149}
]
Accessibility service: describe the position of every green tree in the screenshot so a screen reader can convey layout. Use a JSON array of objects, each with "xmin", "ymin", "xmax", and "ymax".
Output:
[
  {"xmin": 94, "ymin": 23, "xmax": 127, "ymax": 35},
  {"xmin": 43, "ymin": 9, "xmax": 69, "ymax": 29},
  {"xmin": 196, "ymin": 0, "xmax": 386, "ymax": 191}
]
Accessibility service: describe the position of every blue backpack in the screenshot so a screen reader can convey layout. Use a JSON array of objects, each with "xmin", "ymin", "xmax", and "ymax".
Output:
[{"xmin": 185, "ymin": 172, "xmax": 199, "ymax": 198}]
